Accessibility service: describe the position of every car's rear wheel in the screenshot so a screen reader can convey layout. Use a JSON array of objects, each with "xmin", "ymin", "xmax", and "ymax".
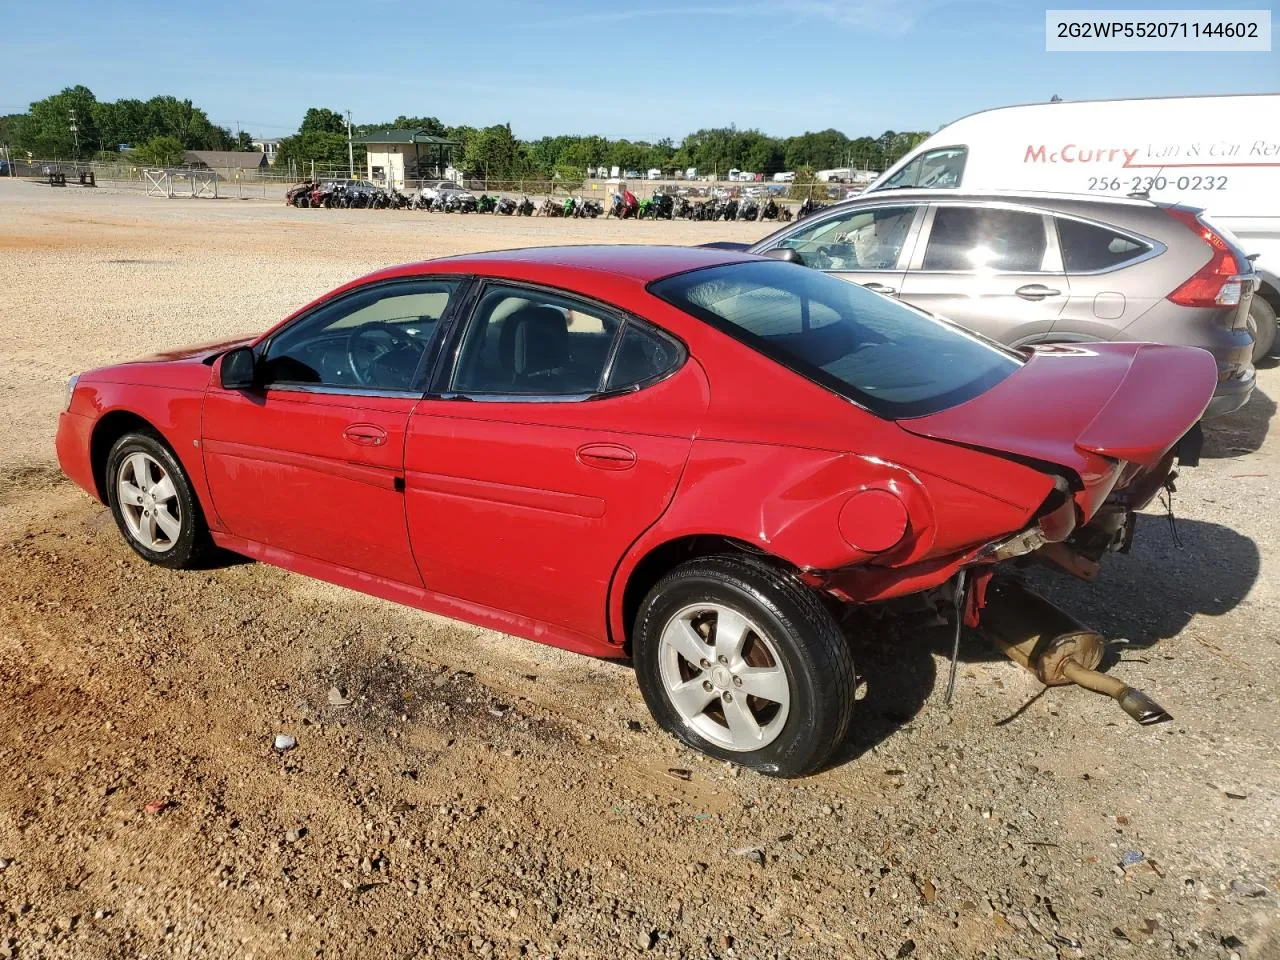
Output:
[
  {"xmin": 633, "ymin": 554, "xmax": 855, "ymax": 778},
  {"xmin": 105, "ymin": 431, "xmax": 208, "ymax": 569},
  {"xmin": 1249, "ymin": 295, "xmax": 1277, "ymax": 361}
]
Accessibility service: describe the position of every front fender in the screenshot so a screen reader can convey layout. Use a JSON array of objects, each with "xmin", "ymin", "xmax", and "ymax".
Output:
[{"xmin": 66, "ymin": 377, "xmax": 218, "ymax": 528}]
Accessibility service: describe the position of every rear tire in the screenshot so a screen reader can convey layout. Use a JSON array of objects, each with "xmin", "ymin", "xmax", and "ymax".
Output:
[
  {"xmin": 1250, "ymin": 295, "xmax": 1277, "ymax": 361},
  {"xmin": 105, "ymin": 431, "xmax": 209, "ymax": 569},
  {"xmin": 633, "ymin": 554, "xmax": 855, "ymax": 778}
]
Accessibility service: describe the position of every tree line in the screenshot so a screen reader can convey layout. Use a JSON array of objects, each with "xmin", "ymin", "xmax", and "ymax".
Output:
[{"xmin": 1, "ymin": 87, "xmax": 932, "ymax": 180}]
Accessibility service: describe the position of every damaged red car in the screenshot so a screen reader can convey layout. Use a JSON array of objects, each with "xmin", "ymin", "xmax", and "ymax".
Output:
[{"xmin": 55, "ymin": 246, "xmax": 1215, "ymax": 776}]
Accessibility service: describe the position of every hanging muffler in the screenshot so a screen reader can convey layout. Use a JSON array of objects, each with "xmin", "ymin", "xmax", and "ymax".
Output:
[{"xmin": 981, "ymin": 578, "xmax": 1173, "ymax": 725}]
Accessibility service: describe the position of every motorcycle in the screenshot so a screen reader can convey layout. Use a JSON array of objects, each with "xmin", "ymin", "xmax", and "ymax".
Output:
[
  {"xmin": 413, "ymin": 190, "xmax": 434, "ymax": 211},
  {"xmin": 672, "ymin": 196, "xmax": 693, "ymax": 220},
  {"xmin": 738, "ymin": 198, "xmax": 759, "ymax": 222},
  {"xmin": 760, "ymin": 197, "xmax": 780, "ymax": 221},
  {"xmin": 650, "ymin": 193, "xmax": 674, "ymax": 220},
  {"xmin": 720, "ymin": 198, "xmax": 739, "ymax": 221},
  {"xmin": 477, "ymin": 194, "xmax": 498, "ymax": 213},
  {"xmin": 796, "ymin": 197, "xmax": 827, "ymax": 220},
  {"xmin": 563, "ymin": 196, "xmax": 578, "ymax": 217},
  {"xmin": 578, "ymin": 198, "xmax": 603, "ymax": 218},
  {"xmin": 516, "ymin": 196, "xmax": 535, "ymax": 216},
  {"xmin": 495, "ymin": 196, "xmax": 516, "ymax": 216},
  {"xmin": 540, "ymin": 197, "xmax": 564, "ymax": 217}
]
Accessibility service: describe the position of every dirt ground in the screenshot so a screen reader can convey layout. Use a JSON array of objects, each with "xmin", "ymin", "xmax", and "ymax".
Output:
[{"xmin": 0, "ymin": 181, "xmax": 1277, "ymax": 960}]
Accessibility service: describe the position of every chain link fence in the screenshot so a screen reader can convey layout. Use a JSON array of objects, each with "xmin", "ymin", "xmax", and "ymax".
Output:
[{"xmin": 7, "ymin": 158, "xmax": 880, "ymax": 210}]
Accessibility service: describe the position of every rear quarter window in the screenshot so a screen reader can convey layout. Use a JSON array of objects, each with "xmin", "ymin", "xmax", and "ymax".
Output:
[{"xmin": 1056, "ymin": 218, "xmax": 1152, "ymax": 272}]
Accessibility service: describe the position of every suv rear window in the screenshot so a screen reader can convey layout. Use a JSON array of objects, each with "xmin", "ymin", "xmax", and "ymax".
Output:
[
  {"xmin": 650, "ymin": 260, "xmax": 1021, "ymax": 419},
  {"xmin": 1056, "ymin": 218, "xmax": 1151, "ymax": 272}
]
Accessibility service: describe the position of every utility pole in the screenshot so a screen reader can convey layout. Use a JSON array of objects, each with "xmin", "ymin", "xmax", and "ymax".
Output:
[
  {"xmin": 346, "ymin": 110, "xmax": 355, "ymax": 179},
  {"xmin": 68, "ymin": 109, "xmax": 80, "ymax": 159}
]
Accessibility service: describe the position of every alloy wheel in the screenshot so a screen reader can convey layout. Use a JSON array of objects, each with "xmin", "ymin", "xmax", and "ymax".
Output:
[
  {"xmin": 116, "ymin": 452, "xmax": 182, "ymax": 553},
  {"xmin": 657, "ymin": 602, "xmax": 791, "ymax": 751}
]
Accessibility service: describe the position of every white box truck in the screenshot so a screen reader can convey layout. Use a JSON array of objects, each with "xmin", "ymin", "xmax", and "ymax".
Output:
[{"xmin": 866, "ymin": 94, "xmax": 1280, "ymax": 344}]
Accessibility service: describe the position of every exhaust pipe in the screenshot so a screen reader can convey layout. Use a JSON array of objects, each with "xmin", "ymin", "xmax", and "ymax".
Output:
[{"xmin": 981, "ymin": 579, "xmax": 1173, "ymax": 725}]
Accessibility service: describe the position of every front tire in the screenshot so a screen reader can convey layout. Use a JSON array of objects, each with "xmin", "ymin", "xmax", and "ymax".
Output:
[
  {"xmin": 105, "ymin": 431, "xmax": 208, "ymax": 569},
  {"xmin": 633, "ymin": 554, "xmax": 855, "ymax": 778}
]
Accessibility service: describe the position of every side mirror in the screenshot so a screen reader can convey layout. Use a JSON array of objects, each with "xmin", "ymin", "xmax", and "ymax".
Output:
[
  {"xmin": 219, "ymin": 346, "xmax": 258, "ymax": 390},
  {"xmin": 763, "ymin": 247, "xmax": 805, "ymax": 265}
]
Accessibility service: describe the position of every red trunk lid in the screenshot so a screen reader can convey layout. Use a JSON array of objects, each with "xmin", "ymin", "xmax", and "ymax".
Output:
[{"xmin": 898, "ymin": 342, "xmax": 1216, "ymax": 476}]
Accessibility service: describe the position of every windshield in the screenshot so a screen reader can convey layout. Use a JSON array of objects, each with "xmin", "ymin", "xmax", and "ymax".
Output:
[{"xmin": 649, "ymin": 260, "xmax": 1021, "ymax": 418}]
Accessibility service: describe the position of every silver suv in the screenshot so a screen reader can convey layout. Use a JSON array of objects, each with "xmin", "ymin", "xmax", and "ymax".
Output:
[{"xmin": 744, "ymin": 191, "xmax": 1258, "ymax": 418}]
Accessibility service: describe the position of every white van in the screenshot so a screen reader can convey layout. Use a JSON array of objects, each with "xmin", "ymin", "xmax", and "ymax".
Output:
[{"xmin": 867, "ymin": 94, "xmax": 1280, "ymax": 341}]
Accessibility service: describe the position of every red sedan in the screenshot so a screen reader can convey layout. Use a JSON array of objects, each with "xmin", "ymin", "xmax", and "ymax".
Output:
[{"xmin": 56, "ymin": 246, "xmax": 1215, "ymax": 776}]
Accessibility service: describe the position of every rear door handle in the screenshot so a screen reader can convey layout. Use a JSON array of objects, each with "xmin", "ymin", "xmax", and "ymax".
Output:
[
  {"xmin": 577, "ymin": 442, "xmax": 637, "ymax": 471},
  {"xmin": 861, "ymin": 282, "xmax": 897, "ymax": 296},
  {"xmin": 1015, "ymin": 284, "xmax": 1062, "ymax": 301},
  {"xmin": 343, "ymin": 423, "xmax": 388, "ymax": 446}
]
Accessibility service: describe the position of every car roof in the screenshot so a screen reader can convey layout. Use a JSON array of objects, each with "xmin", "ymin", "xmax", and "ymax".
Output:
[
  {"xmin": 853, "ymin": 188, "xmax": 1160, "ymax": 209},
  {"xmin": 381, "ymin": 245, "xmax": 757, "ymax": 285}
]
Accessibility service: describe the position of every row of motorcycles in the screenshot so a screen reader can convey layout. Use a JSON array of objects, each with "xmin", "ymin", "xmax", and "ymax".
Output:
[
  {"xmin": 606, "ymin": 191, "xmax": 794, "ymax": 223},
  {"xmin": 286, "ymin": 180, "xmax": 819, "ymax": 222}
]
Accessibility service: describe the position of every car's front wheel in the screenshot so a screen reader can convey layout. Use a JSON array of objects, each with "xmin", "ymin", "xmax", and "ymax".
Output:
[
  {"xmin": 105, "ymin": 431, "xmax": 208, "ymax": 569},
  {"xmin": 633, "ymin": 554, "xmax": 855, "ymax": 778}
]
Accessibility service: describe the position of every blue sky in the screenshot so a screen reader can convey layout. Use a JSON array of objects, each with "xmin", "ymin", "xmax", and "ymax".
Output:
[{"xmin": 2, "ymin": 1, "xmax": 1276, "ymax": 140}]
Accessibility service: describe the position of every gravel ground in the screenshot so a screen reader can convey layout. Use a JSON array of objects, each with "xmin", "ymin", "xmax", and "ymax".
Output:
[{"xmin": 0, "ymin": 180, "xmax": 1277, "ymax": 959}]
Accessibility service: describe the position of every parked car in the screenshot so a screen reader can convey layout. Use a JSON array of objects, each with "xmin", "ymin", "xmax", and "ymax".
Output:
[
  {"xmin": 866, "ymin": 94, "xmax": 1280, "ymax": 357},
  {"xmin": 55, "ymin": 246, "xmax": 1213, "ymax": 776},
  {"xmin": 729, "ymin": 191, "xmax": 1258, "ymax": 417},
  {"xmin": 417, "ymin": 179, "xmax": 470, "ymax": 203}
]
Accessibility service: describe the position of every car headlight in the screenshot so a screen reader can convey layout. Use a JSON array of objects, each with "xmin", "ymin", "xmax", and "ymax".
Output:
[{"xmin": 65, "ymin": 374, "xmax": 79, "ymax": 411}]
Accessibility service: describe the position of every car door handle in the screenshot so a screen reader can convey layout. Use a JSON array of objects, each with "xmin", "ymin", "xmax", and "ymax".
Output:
[
  {"xmin": 1015, "ymin": 284, "xmax": 1062, "ymax": 301},
  {"xmin": 577, "ymin": 443, "xmax": 637, "ymax": 471},
  {"xmin": 861, "ymin": 282, "xmax": 897, "ymax": 296},
  {"xmin": 343, "ymin": 423, "xmax": 388, "ymax": 446}
]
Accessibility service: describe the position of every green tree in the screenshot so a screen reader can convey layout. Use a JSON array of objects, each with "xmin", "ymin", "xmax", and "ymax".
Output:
[
  {"xmin": 131, "ymin": 135, "xmax": 187, "ymax": 167},
  {"xmin": 788, "ymin": 165, "xmax": 821, "ymax": 201},
  {"xmin": 18, "ymin": 85, "xmax": 99, "ymax": 158},
  {"xmin": 463, "ymin": 124, "xmax": 531, "ymax": 181},
  {"xmin": 275, "ymin": 131, "xmax": 360, "ymax": 176},
  {"xmin": 301, "ymin": 107, "xmax": 346, "ymax": 136}
]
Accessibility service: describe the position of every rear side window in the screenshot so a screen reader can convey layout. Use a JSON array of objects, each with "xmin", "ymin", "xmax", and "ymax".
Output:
[
  {"xmin": 922, "ymin": 207, "xmax": 1047, "ymax": 272},
  {"xmin": 606, "ymin": 324, "xmax": 682, "ymax": 391},
  {"xmin": 1056, "ymin": 218, "xmax": 1151, "ymax": 272}
]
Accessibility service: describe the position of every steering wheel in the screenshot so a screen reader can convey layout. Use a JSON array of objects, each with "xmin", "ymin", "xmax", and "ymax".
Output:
[
  {"xmin": 815, "ymin": 243, "xmax": 856, "ymax": 269},
  {"xmin": 345, "ymin": 322, "xmax": 425, "ymax": 386}
]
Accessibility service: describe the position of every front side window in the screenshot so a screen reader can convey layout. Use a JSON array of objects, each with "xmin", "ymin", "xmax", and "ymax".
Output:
[
  {"xmin": 1056, "ymin": 217, "xmax": 1151, "ymax": 272},
  {"xmin": 879, "ymin": 147, "xmax": 967, "ymax": 190},
  {"xmin": 449, "ymin": 285, "xmax": 681, "ymax": 397},
  {"xmin": 261, "ymin": 279, "xmax": 459, "ymax": 391},
  {"xmin": 650, "ymin": 260, "xmax": 1021, "ymax": 419},
  {"xmin": 774, "ymin": 205, "xmax": 918, "ymax": 271},
  {"xmin": 921, "ymin": 207, "xmax": 1048, "ymax": 272}
]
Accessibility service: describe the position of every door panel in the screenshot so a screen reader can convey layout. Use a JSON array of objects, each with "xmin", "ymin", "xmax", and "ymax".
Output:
[
  {"xmin": 404, "ymin": 365, "xmax": 709, "ymax": 641},
  {"xmin": 202, "ymin": 387, "xmax": 422, "ymax": 585},
  {"xmin": 899, "ymin": 204, "xmax": 1069, "ymax": 345}
]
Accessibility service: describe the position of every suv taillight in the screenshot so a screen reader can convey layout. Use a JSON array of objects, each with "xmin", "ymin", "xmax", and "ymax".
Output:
[{"xmin": 1165, "ymin": 207, "xmax": 1245, "ymax": 308}]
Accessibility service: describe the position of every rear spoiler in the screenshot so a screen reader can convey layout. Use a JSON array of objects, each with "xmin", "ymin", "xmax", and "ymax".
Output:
[{"xmin": 1075, "ymin": 344, "xmax": 1216, "ymax": 467}]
